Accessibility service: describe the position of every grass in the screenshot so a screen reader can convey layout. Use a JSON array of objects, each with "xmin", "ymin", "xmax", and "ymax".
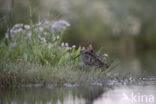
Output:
[
  {"xmin": 0, "ymin": 59, "xmax": 137, "ymax": 88},
  {"xmin": 0, "ymin": 62, "xmax": 98, "ymax": 86},
  {"xmin": 0, "ymin": 60, "xmax": 103, "ymax": 87}
]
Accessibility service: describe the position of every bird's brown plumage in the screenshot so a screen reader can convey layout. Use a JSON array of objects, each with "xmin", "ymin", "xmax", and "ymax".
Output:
[{"xmin": 80, "ymin": 47, "xmax": 108, "ymax": 68}]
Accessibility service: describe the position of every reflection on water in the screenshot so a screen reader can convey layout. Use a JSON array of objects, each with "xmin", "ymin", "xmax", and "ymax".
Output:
[
  {"xmin": 113, "ymin": 51, "xmax": 156, "ymax": 76},
  {"xmin": 0, "ymin": 81, "xmax": 156, "ymax": 104},
  {"xmin": 94, "ymin": 82, "xmax": 156, "ymax": 104}
]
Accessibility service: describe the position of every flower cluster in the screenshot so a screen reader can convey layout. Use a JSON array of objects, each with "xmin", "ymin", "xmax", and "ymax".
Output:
[
  {"xmin": 51, "ymin": 20, "xmax": 70, "ymax": 32},
  {"xmin": 5, "ymin": 24, "xmax": 24, "ymax": 38},
  {"xmin": 5, "ymin": 20, "xmax": 70, "ymax": 48},
  {"xmin": 1, "ymin": 19, "xmax": 80, "ymax": 66},
  {"xmin": 61, "ymin": 42, "xmax": 76, "ymax": 50}
]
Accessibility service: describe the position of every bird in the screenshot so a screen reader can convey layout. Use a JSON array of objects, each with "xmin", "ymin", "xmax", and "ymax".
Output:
[{"xmin": 74, "ymin": 46, "xmax": 109, "ymax": 68}]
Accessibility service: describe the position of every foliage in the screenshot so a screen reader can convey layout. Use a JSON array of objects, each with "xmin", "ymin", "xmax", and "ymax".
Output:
[{"xmin": 0, "ymin": 20, "xmax": 80, "ymax": 66}]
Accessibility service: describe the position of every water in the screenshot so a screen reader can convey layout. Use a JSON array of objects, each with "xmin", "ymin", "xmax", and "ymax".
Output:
[
  {"xmin": 0, "ymin": 80, "xmax": 156, "ymax": 104},
  {"xmin": 112, "ymin": 51, "xmax": 156, "ymax": 76}
]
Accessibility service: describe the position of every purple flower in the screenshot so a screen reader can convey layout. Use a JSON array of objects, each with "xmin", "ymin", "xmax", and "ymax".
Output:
[
  {"xmin": 5, "ymin": 33, "xmax": 9, "ymax": 38},
  {"xmin": 10, "ymin": 29, "xmax": 14, "ymax": 33},
  {"xmin": 57, "ymin": 20, "xmax": 70, "ymax": 26},
  {"xmin": 51, "ymin": 20, "xmax": 70, "ymax": 32},
  {"xmin": 44, "ymin": 20, "xmax": 50, "ymax": 25},
  {"xmin": 56, "ymin": 35, "xmax": 60, "ymax": 40},
  {"xmin": 66, "ymin": 47, "xmax": 70, "ymax": 50},
  {"xmin": 10, "ymin": 28, "xmax": 23, "ymax": 34},
  {"xmin": 16, "ymin": 28, "xmax": 23, "ymax": 33},
  {"xmin": 39, "ymin": 27, "xmax": 44, "ymax": 32},
  {"xmin": 65, "ymin": 43, "xmax": 69, "ymax": 47},
  {"xmin": 24, "ymin": 25, "xmax": 30, "ymax": 30},
  {"xmin": 51, "ymin": 24, "xmax": 61, "ymax": 31},
  {"xmin": 27, "ymin": 32, "xmax": 32, "ymax": 37}
]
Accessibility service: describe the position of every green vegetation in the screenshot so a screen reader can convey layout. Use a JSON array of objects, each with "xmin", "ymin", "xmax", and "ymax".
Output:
[
  {"xmin": 0, "ymin": 60, "xmax": 103, "ymax": 87},
  {"xmin": 0, "ymin": 19, "xmax": 115, "ymax": 87},
  {"xmin": 0, "ymin": 19, "xmax": 80, "ymax": 65},
  {"xmin": 0, "ymin": 59, "xmax": 132, "ymax": 88}
]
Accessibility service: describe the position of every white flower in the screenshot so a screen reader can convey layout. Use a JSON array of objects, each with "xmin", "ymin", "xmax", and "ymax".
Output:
[
  {"xmin": 103, "ymin": 53, "xmax": 109, "ymax": 57},
  {"xmin": 61, "ymin": 42, "xmax": 64, "ymax": 47},
  {"xmin": 27, "ymin": 32, "xmax": 32, "ymax": 37},
  {"xmin": 72, "ymin": 45, "xmax": 76, "ymax": 48},
  {"xmin": 24, "ymin": 25, "xmax": 30, "ymax": 30},
  {"xmin": 65, "ymin": 43, "xmax": 69, "ymax": 47}
]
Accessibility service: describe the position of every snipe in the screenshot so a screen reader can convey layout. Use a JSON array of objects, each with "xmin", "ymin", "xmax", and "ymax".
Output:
[{"xmin": 75, "ymin": 46, "xmax": 109, "ymax": 68}]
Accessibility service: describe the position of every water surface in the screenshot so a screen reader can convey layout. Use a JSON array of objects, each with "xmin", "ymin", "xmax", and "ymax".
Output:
[{"xmin": 0, "ymin": 80, "xmax": 156, "ymax": 104}]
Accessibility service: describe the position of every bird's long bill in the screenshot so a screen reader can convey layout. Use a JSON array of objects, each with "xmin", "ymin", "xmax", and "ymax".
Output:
[{"xmin": 73, "ymin": 54, "xmax": 80, "ymax": 60}]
